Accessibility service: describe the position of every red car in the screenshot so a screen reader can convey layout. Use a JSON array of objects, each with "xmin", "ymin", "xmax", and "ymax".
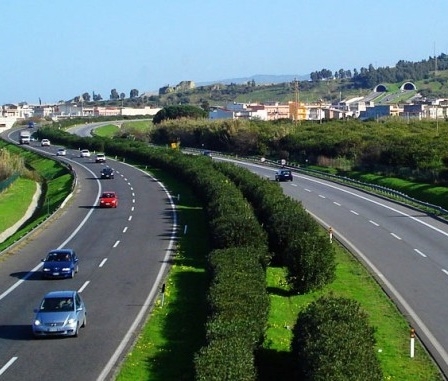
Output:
[{"xmin": 99, "ymin": 191, "xmax": 118, "ymax": 208}]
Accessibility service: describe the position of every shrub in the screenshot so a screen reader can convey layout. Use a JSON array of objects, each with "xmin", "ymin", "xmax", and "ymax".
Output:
[
  {"xmin": 285, "ymin": 231, "xmax": 336, "ymax": 293},
  {"xmin": 291, "ymin": 295, "xmax": 383, "ymax": 381}
]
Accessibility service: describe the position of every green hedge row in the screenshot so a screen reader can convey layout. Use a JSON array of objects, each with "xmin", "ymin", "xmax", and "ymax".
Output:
[
  {"xmin": 36, "ymin": 126, "xmax": 379, "ymax": 379},
  {"xmin": 213, "ymin": 161, "xmax": 336, "ymax": 293},
  {"xmin": 195, "ymin": 247, "xmax": 269, "ymax": 380},
  {"xmin": 36, "ymin": 127, "xmax": 268, "ymax": 380}
]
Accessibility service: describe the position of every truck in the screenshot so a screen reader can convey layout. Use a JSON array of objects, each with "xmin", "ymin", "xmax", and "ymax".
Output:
[{"xmin": 19, "ymin": 130, "xmax": 31, "ymax": 144}]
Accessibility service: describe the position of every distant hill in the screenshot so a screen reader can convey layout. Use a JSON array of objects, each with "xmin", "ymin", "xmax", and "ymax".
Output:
[{"xmin": 197, "ymin": 74, "xmax": 310, "ymax": 86}]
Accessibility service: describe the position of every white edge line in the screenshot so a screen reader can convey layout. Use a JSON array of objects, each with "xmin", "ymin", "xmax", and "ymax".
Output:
[
  {"xmin": 99, "ymin": 258, "xmax": 108, "ymax": 267},
  {"xmin": 96, "ymin": 163, "xmax": 178, "ymax": 381},
  {"xmin": 308, "ymin": 209, "xmax": 448, "ymax": 371}
]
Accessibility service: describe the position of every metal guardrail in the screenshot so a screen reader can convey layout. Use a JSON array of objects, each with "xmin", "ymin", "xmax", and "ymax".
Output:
[
  {"xmin": 182, "ymin": 147, "xmax": 448, "ymax": 218},
  {"xmin": 0, "ymin": 172, "xmax": 19, "ymax": 192}
]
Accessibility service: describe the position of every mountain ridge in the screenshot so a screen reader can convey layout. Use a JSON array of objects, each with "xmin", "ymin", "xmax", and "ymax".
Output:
[{"xmin": 197, "ymin": 73, "xmax": 310, "ymax": 86}]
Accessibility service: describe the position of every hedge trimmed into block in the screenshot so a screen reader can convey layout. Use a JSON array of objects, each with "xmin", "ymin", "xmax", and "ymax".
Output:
[{"xmin": 291, "ymin": 295, "xmax": 383, "ymax": 380}]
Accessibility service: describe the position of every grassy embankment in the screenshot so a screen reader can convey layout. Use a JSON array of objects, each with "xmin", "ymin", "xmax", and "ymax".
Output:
[
  {"xmin": 0, "ymin": 141, "xmax": 73, "ymax": 252},
  {"xmin": 0, "ymin": 178, "xmax": 36, "ymax": 233},
  {"xmin": 91, "ymin": 124, "xmax": 444, "ymax": 380}
]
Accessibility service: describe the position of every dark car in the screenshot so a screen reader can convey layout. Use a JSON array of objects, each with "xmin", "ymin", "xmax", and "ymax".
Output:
[
  {"xmin": 100, "ymin": 167, "xmax": 115, "ymax": 179},
  {"xmin": 32, "ymin": 290, "xmax": 87, "ymax": 338},
  {"xmin": 42, "ymin": 249, "xmax": 79, "ymax": 279},
  {"xmin": 275, "ymin": 169, "xmax": 293, "ymax": 182}
]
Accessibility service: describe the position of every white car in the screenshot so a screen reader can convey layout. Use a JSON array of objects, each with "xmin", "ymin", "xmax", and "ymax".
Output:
[
  {"xmin": 95, "ymin": 153, "xmax": 106, "ymax": 163},
  {"xmin": 80, "ymin": 149, "xmax": 91, "ymax": 158},
  {"xmin": 41, "ymin": 139, "xmax": 51, "ymax": 147},
  {"xmin": 56, "ymin": 148, "xmax": 67, "ymax": 156}
]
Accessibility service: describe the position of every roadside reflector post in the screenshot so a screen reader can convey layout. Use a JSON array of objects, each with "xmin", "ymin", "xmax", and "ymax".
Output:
[
  {"xmin": 161, "ymin": 283, "xmax": 166, "ymax": 307},
  {"xmin": 184, "ymin": 225, "xmax": 188, "ymax": 235},
  {"xmin": 410, "ymin": 328, "xmax": 415, "ymax": 358}
]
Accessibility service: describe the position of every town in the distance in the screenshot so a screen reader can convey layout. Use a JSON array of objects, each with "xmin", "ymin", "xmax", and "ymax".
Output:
[{"xmin": 1, "ymin": 73, "xmax": 447, "ymax": 132}]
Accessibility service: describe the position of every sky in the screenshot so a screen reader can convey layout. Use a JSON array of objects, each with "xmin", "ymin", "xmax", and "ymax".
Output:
[{"xmin": 2, "ymin": 0, "xmax": 448, "ymax": 105}]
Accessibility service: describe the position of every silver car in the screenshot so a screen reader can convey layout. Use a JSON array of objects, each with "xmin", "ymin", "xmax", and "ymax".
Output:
[
  {"xmin": 32, "ymin": 290, "xmax": 87, "ymax": 338},
  {"xmin": 80, "ymin": 149, "xmax": 91, "ymax": 158},
  {"xmin": 56, "ymin": 148, "xmax": 67, "ymax": 156}
]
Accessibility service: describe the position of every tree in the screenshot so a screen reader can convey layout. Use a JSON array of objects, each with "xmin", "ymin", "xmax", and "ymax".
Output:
[
  {"xmin": 153, "ymin": 105, "xmax": 207, "ymax": 124},
  {"xmin": 93, "ymin": 93, "xmax": 102, "ymax": 101},
  {"xmin": 200, "ymin": 100, "xmax": 210, "ymax": 112},
  {"xmin": 82, "ymin": 92, "xmax": 91, "ymax": 102},
  {"xmin": 120, "ymin": 93, "xmax": 126, "ymax": 100},
  {"xmin": 130, "ymin": 89, "xmax": 139, "ymax": 98},
  {"xmin": 110, "ymin": 89, "xmax": 119, "ymax": 100}
]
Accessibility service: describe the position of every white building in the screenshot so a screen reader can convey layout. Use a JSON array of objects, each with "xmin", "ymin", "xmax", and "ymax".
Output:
[{"xmin": 209, "ymin": 102, "xmax": 268, "ymax": 120}]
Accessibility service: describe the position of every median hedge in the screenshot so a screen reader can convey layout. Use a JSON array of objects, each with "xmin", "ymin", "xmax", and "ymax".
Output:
[
  {"xmin": 213, "ymin": 161, "xmax": 336, "ymax": 293},
  {"xmin": 34, "ymin": 126, "xmax": 380, "ymax": 380},
  {"xmin": 291, "ymin": 295, "xmax": 383, "ymax": 380}
]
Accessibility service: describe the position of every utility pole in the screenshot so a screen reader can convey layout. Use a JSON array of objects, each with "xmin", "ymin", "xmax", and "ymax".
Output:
[{"xmin": 293, "ymin": 78, "xmax": 300, "ymax": 125}]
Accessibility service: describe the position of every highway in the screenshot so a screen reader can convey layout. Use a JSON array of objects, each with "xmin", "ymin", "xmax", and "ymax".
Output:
[
  {"xmin": 2, "ymin": 128, "xmax": 448, "ymax": 379},
  {"xmin": 0, "ymin": 132, "xmax": 177, "ymax": 380},
  {"xmin": 220, "ymin": 159, "xmax": 448, "ymax": 378}
]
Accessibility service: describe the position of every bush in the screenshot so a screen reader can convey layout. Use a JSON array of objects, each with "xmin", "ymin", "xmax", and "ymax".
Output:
[
  {"xmin": 195, "ymin": 336, "xmax": 257, "ymax": 381},
  {"xmin": 285, "ymin": 231, "xmax": 336, "ymax": 293},
  {"xmin": 291, "ymin": 295, "xmax": 383, "ymax": 381}
]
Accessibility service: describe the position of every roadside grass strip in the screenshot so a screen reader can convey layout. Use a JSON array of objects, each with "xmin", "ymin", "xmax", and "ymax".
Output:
[
  {"xmin": 0, "ymin": 178, "xmax": 36, "ymax": 232},
  {"xmin": 258, "ymin": 244, "xmax": 443, "ymax": 381}
]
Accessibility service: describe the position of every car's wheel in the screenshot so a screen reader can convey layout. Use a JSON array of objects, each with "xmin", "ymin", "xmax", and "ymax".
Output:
[
  {"xmin": 70, "ymin": 270, "xmax": 75, "ymax": 279},
  {"xmin": 81, "ymin": 314, "xmax": 87, "ymax": 328},
  {"xmin": 75, "ymin": 265, "xmax": 79, "ymax": 273},
  {"xmin": 73, "ymin": 323, "xmax": 79, "ymax": 337}
]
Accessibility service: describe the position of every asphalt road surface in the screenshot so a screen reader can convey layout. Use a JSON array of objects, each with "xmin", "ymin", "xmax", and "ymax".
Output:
[
  {"xmin": 3, "ymin": 128, "xmax": 448, "ymax": 379},
  {"xmin": 220, "ymin": 158, "xmax": 448, "ymax": 379},
  {"xmin": 0, "ymin": 134, "xmax": 177, "ymax": 380}
]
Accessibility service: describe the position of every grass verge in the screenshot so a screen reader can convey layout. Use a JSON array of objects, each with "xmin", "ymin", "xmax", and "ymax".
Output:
[
  {"xmin": 0, "ymin": 178, "xmax": 36, "ymax": 232},
  {"xmin": 258, "ymin": 244, "xmax": 443, "ymax": 380},
  {"xmin": 0, "ymin": 140, "xmax": 74, "ymax": 252},
  {"xmin": 116, "ymin": 167, "xmax": 209, "ymax": 380}
]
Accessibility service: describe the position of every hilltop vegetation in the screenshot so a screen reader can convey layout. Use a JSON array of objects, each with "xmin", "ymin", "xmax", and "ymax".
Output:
[{"xmin": 65, "ymin": 53, "xmax": 448, "ymax": 109}]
